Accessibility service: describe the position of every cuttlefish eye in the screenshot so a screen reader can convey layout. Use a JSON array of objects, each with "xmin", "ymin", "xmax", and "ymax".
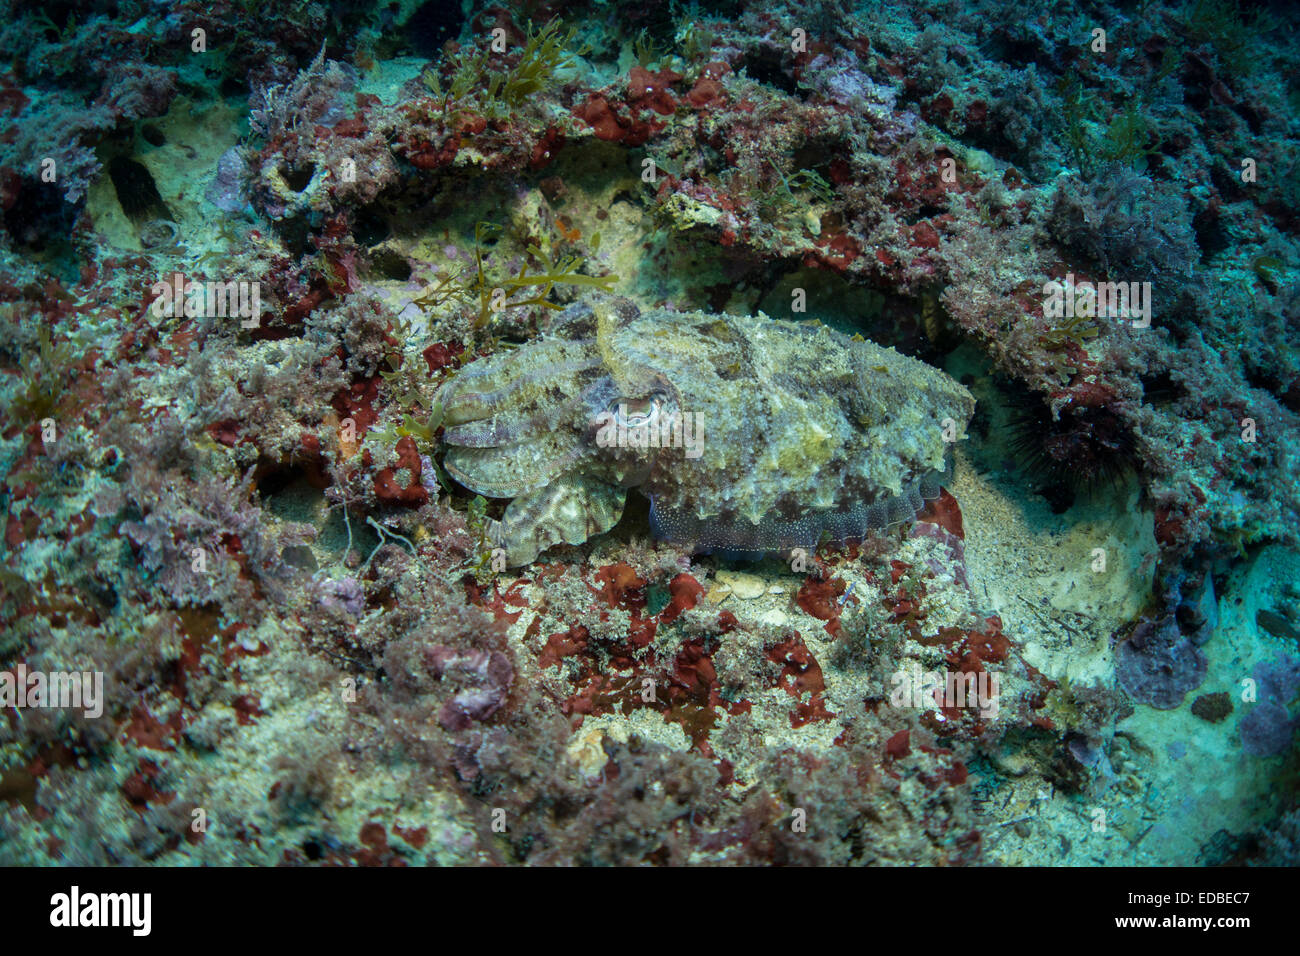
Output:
[{"xmin": 610, "ymin": 390, "xmax": 669, "ymax": 428}]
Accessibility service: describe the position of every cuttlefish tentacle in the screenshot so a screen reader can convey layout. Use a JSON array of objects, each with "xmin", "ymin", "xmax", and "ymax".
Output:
[
  {"xmin": 441, "ymin": 389, "xmax": 590, "ymax": 447},
  {"xmin": 441, "ymin": 371, "xmax": 625, "ymax": 499},
  {"xmin": 444, "ymin": 441, "xmax": 584, "ymax": 499},
  {"xmin": 439, "ymin": 346, "xmax": 602, "ymax": 427},
  {"xmin": 485, "ymin": 476, "xmax": 625, "ymax": 567}
]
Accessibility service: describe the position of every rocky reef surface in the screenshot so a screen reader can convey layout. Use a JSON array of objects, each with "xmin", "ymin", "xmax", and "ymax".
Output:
[{"xmin": 0, "ymin": 0, "xmax": 1298, "ymax": 865}]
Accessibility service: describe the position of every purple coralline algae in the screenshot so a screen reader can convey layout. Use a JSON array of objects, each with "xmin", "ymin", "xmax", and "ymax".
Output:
[
  {"xmin": 1115, "ymin": 615, "xmax": 1208, "ymax": 710},
  {"xmin": 1240, "ymin": 655, "xmax": 1300, "ymax": 757}
]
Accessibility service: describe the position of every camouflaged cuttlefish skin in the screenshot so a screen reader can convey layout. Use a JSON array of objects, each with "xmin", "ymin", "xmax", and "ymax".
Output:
[{"xmin": 435, "ymin": 296, "xmax": 975, "ymax": 566}]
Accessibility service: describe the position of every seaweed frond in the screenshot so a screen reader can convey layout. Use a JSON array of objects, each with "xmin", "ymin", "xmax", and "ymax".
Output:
[
  {"xmin": 410, "ymin": 269, "xmax": 472, "ymax": 312},
  {"xmin": 784, "ymin": 169, "xmax": 837, "ymax": 206},
  {"xmin": 421, "ymin": 17, "xmax": 583, "ymax": 122},
  {"xmin": 421, "ymin": 47, "xmax": 490, "ymax": 113},
  {"xmin": 1057, "ymin": 78, "xmax": 1157, "ymax": 178},
  {"xmin": 377, "ymin": 310, "xmax": 440, "ymax": 416},
  {"xmin": 31, "ymin": 8, "xmax": 78, "ymax": 43},
  {"xmin": 463, "ymin": 220, "xmax": 618, "ymax": 329},
  {"xmin": 1058, "ymin": 76, "xmax": 1100, "ymax": 178},
  {"xmin": 404, "ymin": 220, "xmax": 618, "ymax": 343},
  {"xmin": 632, "ymin": 30, "xmax": 665, "ymax": 69},
  {"xmin": 675, "ymin": 16, "xmax": 715, "ymax": 64},
  {"xmin": 1099, "ymin": 102, "xmax": 1158, "ymax": 170},
  {"xmin": 1251, "ymin": 254, "xmax": 1285, "ymax": 293},
  {"xmin": 1041, "ymin": 312, "xmax": 1100, "ymax": 378},
  {"xmin": 1043, "ymin": 312, "xmax": 1100, "ymax": 348},
  {"xmin": 463, "ymin": 494, "xmax": 500, "ymax": 583},
  {"xmin": 498, "ymin": 19, "xmax": 583, "ymax": 107},
  {"xmin": 9, "ymin": 326, "xmax": 76, "ymax": 424},
  {"xmin": 755, "ymin": 162, "xmax": 837, "ymax": 222},
  {"xmin": 1182, "ymin": 0, "xmax": 1277, "ymax": 78}
]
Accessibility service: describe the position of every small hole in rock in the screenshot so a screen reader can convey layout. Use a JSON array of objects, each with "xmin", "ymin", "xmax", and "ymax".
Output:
[{"xmin": 284, "ymin": 163, "xmax": 316, "ymax": 192}]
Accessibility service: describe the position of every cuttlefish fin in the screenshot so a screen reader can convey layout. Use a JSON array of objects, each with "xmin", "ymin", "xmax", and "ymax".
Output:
[{"xmin": 488, "ymin": 476, "xmax": 626, "ymax": 567}]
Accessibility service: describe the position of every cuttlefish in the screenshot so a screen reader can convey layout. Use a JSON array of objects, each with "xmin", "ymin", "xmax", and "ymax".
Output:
[{"xmin": 434, "ymin": 296, "xmax": 974, "ymax": 565}]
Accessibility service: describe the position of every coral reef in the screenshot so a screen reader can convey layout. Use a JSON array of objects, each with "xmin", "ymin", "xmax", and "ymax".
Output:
[{"xmin": 0, "ymin": 0, "xmax": 1297, "ymax": 870}]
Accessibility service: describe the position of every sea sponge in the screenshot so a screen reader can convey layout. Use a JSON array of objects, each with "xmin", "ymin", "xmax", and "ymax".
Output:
[
  {"xmin": 1115, "ymin": 615, "xmax": 1207, "ymax": 710},
  {"xmin": 1240, "ymin": 654, "xmax": 1300, "ymax": 757}
]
